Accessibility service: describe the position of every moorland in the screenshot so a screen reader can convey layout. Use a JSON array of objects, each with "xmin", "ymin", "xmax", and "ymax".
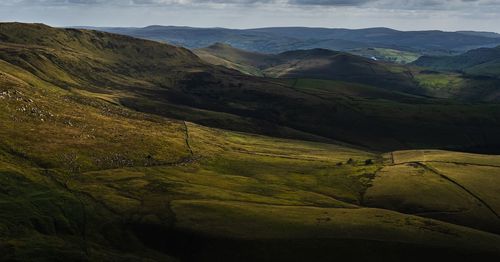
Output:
[{"xmin": 1, "ymin": 23, "xmax": 500, "ymax": 261}]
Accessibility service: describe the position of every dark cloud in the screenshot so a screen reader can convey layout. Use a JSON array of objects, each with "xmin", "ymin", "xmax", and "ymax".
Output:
[
  {"xmin": 289, "ymin": 0, "xmax": 371, "ymax": 6},
  {"xmin": 4, "ymin": 0, "xmax": 499, "ymax": 9},
  {"xmin": 287, "ymin": 0, "xmax": 498, "ymax": 9},
  {"xmin": 4, "ymin": 0, "xmax": 274, "ymax": 5}
]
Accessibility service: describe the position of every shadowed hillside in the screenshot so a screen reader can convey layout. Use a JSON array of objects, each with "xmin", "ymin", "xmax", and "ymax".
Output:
[
  {"xmin": 196, "ymin": 43, "xmax": 500, "ymax": 103},
  {"xmin": 414, "ymin": 46, "xmax": 500, "ymax": 78},
  {"xmin": 196, "ymin": 44, "xmax": 422, "ymax": 94},
  {"xmin": 266, "ymin": 49, "xmax": 420, "ymax": 94}
]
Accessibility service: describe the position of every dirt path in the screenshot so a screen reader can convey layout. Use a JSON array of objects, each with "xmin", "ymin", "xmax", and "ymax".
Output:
[{"xmin": 183, "ymin": 121, "xmax": 194, "ymax": 156}]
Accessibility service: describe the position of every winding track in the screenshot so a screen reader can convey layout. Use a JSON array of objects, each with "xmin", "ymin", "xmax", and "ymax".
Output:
[{"xmin": 183, "ymin": 121, "xmax": 194, "ymax": 157}]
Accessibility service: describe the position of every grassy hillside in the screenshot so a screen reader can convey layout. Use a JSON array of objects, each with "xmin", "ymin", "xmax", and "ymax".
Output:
[
  {"xmin": 2, "ymin": 71, "xmax": 500, "ymax": 260},
  {"xmin": 366, "ymin": 150, "xmax": 500, "ymax": 234},
  {"xmin": 193, "ymin": 43, "xmax": 272, "ymax": 76},
  {"xmin": 265, "ymin": 49, "xmax": 421, "ymax": 94},
  {"xmin": 1, "ymin": 23, "xmax": 500, "ymax": 261},
  {"xmin": 195, "ymin": 43, "xmax": 500, "ymax": 102},
  {"xmin": 195, "ymin": 45, "xmax": 422, "ymax": 94},
  {"xmin": 2, "ymin": 73, "xmax": 500, "ymax": 260}
]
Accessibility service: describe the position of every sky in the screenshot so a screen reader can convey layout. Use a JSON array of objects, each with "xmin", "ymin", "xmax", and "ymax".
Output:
[{"xmin": 0, "ymin": 0, "xmax": 500, "ymax": 32}]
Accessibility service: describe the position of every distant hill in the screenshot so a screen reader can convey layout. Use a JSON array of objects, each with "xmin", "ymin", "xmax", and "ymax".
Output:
[
  {"xmin": 196, "ymin": 43, "xmax": 500, "ymax": 102},
  {"xmin": 80, "ymin": 25, "xmax": 500, "ymax": 55},
  {"xmin": 413, "ymin": 46, "xmax": 500, "ymax": 77},
  {"xmin": 457, "ymin": 31, "xmax": 500, "ymax": 38},
  {"xmin": 196, "ymin": 44, "xmax": 420, "ymax": 94}
]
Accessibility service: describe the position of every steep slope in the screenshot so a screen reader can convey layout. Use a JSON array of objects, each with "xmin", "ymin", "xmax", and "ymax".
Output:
[
  {"xmin": 193, "ymin": 42, "xmax": 273, "ymax": 76},
  {"xmin": 413, "ymin": 46, "xmax": 500, "ymax": 78}
]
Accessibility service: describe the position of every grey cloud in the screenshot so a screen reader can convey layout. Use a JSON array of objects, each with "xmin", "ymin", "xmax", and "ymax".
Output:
[
  {"xmin": 4, "ymin": 0, "xmax": 274, "ymax": 5},
  {"xmin": 3, "ymin": 0, "xmax": 500, "ymax": 10},
  {"xmin": 289, "ymin": 0, "xmax": 372, "ymax": 6},
  {"xmin": 290, "ymin": 0, "xmax": 500, "ymax": 9},
  {"xmin": 132, "ymin": 0, "xmax": 273, "ymax": 4}
]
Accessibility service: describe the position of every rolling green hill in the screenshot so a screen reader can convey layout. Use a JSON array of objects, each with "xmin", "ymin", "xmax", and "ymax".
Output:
[
  {"xmin": 196, "ymin": 44, "xmax": 421, "ymax": 94},
  {"xmin": 195, "ymin": 43, "xmax": 500, "ymax": 102},
  {"xmin": 265, "ymin": 49, "xmax": 420, "ymax": 94},
  {"xmin": 413, "ymin": 46, "xmax": 500, "ymax": 77},
  {"xmin": 2, "ymin": 23, "xmax": 500, "ymax": 260}
]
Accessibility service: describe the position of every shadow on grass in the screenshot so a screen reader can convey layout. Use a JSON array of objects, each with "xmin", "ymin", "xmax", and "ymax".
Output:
[{"xmin": 129, "ymin": 223, "xmax": 500, "ymax": 262}]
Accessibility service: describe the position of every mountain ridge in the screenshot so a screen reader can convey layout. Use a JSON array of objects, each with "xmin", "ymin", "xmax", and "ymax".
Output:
[{"xmin": 79, "ymin": 25, "xmax": 500, "ymax": 55}]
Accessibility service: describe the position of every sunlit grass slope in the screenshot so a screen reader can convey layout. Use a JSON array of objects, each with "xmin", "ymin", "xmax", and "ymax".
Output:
[{"xmin": 365, "ymin": 150, "xmax": 500, "ymax": 234}]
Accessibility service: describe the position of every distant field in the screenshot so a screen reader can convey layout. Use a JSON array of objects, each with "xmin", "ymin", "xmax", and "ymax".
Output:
[
  {"xmin": 349, "ymin": 48, "xmax": 421, "ymax": 64},
  {"xmin": 391, "ymin": 150, "xmax": 500, "ymax": 166},
  {"xmin": 364, "ymin": 149, "xmax": 500, "ymax": 234}
]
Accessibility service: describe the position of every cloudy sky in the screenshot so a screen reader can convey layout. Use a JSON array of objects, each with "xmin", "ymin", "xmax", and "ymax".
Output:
[{"xmin": 0, "ymin": 0, "xmax": 499, "ymax": 32}]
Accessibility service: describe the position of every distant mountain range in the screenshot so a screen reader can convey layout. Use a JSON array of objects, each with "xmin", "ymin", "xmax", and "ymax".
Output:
[{"xmin": 78, "ymin": 26, "xmax": 500, "ymax": 56}]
